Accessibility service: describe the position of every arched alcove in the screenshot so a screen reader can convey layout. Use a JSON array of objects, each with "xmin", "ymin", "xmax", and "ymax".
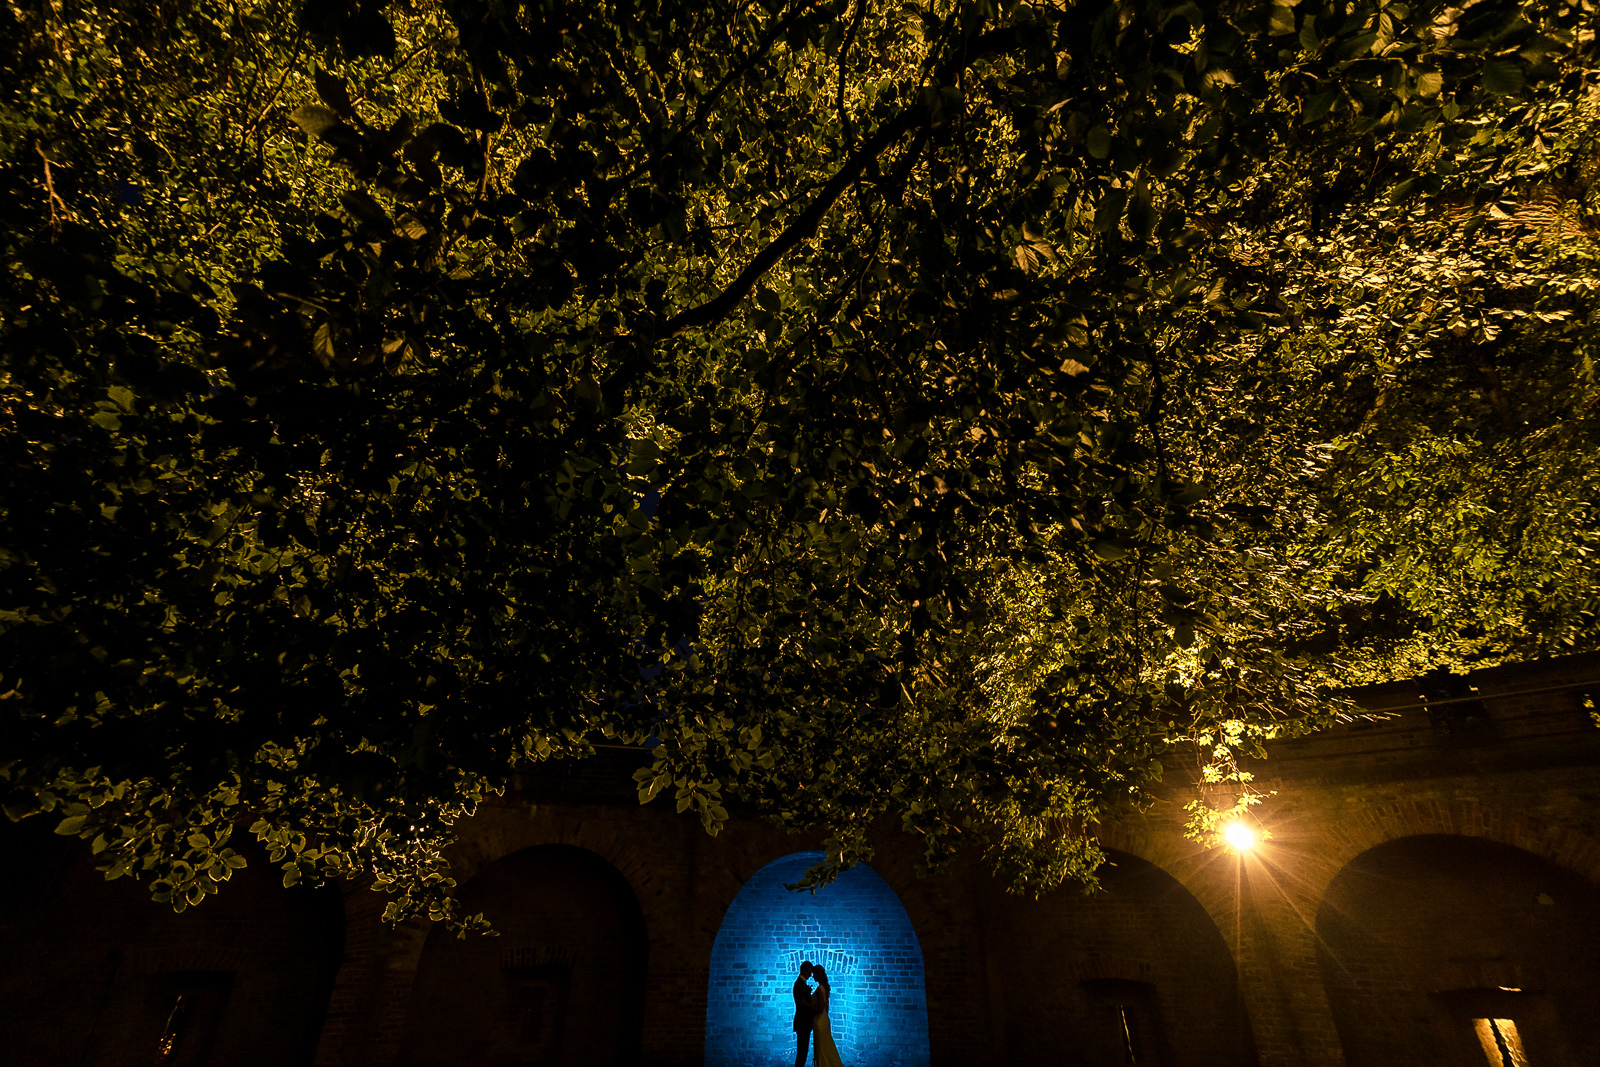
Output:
[
  {"xmin": 1316, "ymin": 834, "xmax": 1600, "ymax": 1067},
  {"xmin": 399, "ymin": 845, "xmax": 647, "ymax": 1067},
  {"xmin": 705, "ymin": 851, "xmax": 930, "ymax": 1067},
  {"xmin": 987, "ymin": 849, "xmax": 1257, "ymax": 1067},
  {"xmin": 0, "ymin": 819, "xmax": 344, "ymax": 1067}
]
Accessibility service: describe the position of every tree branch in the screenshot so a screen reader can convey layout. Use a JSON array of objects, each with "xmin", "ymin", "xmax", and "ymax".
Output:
[
  {"xmin": 36, "ymin": 143, "xmax": 70, "ymax": 237},
  {"xmin": 660, "ymin": 27, "xmax": 1019, "ymax": 338},
  {"xmin": 836, "ymin": 0, "xmax": 867, "ymax": 148},
  {"xmin": 662, "ymin": 105, "xmax": 927, "ymax": 337},
  {"xmin": 241, "ymin": 26, "xmax": 307, "ymax": 156}
]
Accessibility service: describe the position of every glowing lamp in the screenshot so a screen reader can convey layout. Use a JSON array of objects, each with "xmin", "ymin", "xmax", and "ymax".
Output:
[{"xmin": 1223, "ymin": 822, "xmax": 1257, "ymax": 851}]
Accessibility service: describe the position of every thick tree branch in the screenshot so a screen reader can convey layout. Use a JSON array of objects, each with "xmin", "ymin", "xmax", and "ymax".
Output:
[
  {"xmin": 662, "ymin": 105, "xmax": 925, "ymax": 337},
  {"xmin": 662, "ymin": 27, "xmax": 1019, "ymax": 338}
]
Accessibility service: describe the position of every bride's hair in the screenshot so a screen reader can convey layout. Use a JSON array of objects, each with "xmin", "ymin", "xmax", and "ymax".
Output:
[{"xmin": 812, "ymin": 965, "xmax": 829, "ymax": 986}]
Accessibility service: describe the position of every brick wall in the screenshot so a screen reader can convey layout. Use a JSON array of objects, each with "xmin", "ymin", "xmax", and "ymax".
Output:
[
  {"xmin": 1091, "ymin": 652, "xmax": 1600, "ymax": 1067},
  {"xmin": 396, "ymin": 844, "xmax": 648, "ymax": 1067},
  {"xmin": 1315, "ymin": 834, "xmax": 1600, "ymax": 1067},
  {"xmin": 704, "ymin": 850, "xmax": 931, "ymax": 1067},
  {"xmin": 8, "ymin": 654, "xmax": 1600, "ymax": 1067},
  {"xmin": 983, "ymin": 848, "xmax": 1257, "ymax": 1067},
  {"xmin": 0, "ymin": 820, "xmax": 343, "ymax": 1067}
]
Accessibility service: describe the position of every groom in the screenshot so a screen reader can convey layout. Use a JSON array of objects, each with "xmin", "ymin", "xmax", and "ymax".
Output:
[{"xmin": 792, "ymin": 960, "xmax": 816, "ymax": 1067}]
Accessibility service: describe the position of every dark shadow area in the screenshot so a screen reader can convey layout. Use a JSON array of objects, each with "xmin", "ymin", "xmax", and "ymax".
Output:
[
  {"xmin": 1316, "ymin": 834, "xmax": 1600, "ymax": 1067},
  {"xmin": 0, "ymin": 817, "xmax": 345, "ymax": 1067},
  {"xmin": 987, "ymin": 849, "xmax": 1258, "ymax": 1067},
  {"xmin": 398, "ymin": 844, "xmax": 647, "ymax": 1067}
]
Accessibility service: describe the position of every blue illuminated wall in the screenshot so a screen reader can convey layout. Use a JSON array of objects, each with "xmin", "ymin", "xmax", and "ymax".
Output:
[{"xmin": 705, "ymin": 851, "xmax": 931, "ymax": 1067}]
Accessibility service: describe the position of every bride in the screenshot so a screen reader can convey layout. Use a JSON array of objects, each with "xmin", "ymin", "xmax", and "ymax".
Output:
[{"xmin": 810, "ymin": 966, "xmax": 846, "ymax": 1067}]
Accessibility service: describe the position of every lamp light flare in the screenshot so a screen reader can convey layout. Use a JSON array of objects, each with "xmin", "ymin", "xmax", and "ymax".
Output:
[{"xmin": 1223, "ymin": 822, "xmax": 1256, "ymax": 851}]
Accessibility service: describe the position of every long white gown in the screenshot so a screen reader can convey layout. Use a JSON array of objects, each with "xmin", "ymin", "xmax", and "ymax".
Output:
[{"xmin": 811, "ymin": 986, "xmax": 845, "ymax": 1067}]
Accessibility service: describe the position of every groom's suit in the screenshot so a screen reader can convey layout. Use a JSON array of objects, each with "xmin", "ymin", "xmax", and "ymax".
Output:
[{"xmin": 792, "ymin": 975, "xmax": 814, "ymax": 1067}]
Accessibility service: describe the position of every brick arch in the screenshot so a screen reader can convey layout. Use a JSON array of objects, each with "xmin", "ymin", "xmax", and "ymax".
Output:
[
  {"xmin": 704, "ymin": 850, "xmax": 931, "ymax": 1067},
  {"xmin": 1094, "ymin": 822, "xmax": 1242, "ymax": 926},
  {"xmin": 1100, "ymin": 789, "xmax": 1600, "ymax": 943},
  {"xmin": 1068, "ymin": 952, "xmax": 1157, "ymax": 984},
  {"xmin": 1304, "ymin": 796, "xmax": 1600, "ymax": 903},
  {"xmin": 984, "ymin": 846, "xmax": 1258, "ymax": 1067},
  {"xmin": 1096, "ymin": 788, "xmax": 1600, "ymax": 1067},
  {"xmin": 436, "ymin": 800, "xmax": 676, "ymax": 927},
  {"xmin": 396, "ymin": 840, "xmax": 649, "ymax": 1067},
  {"xmin": 0, "ymin": 819, "xmax": 346, "ymax": 1067},
  {"xmin": 691, "ymin": 839, "xmax": 939, "ymax": 958},
  {"xmin": 1314, "ymin": 833, "xmax": 1600, "ymax": 1067}
]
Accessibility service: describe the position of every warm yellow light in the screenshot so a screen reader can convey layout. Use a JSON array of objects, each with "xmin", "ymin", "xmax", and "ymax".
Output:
[
  {"xmin": 1473, "ymin": 1018, "xmax": 1528, "ymax": 1067},
  {"xmin": 1223, "ymin": 823, "xmax": 1256, "ymax": 851}
]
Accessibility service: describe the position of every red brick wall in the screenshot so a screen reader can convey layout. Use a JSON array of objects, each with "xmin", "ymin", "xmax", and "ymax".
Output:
[
  {"xmin": 1315, "ymin": 834, "xmax": 1600, "ymax": 1067},
  {"xmin": 397, "ymin": 844, "xmax": 647, "ymax": 1067},
  {"xmin": 9, "ymin": 655, "xmax": 1600, "ymax": 1067},
  {"xmin": 983, "ymin": 849, "xmax": 1257, "ymax": 1067},
  {"xmin": 0, "ymin": 819, "xmax": 343, "ymax": 1067}
]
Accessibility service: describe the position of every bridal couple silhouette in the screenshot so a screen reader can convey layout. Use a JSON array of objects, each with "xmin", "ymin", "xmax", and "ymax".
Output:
[{"xmin": 791, "ymin": 960, "xmax": 845, "ymax": 1067}]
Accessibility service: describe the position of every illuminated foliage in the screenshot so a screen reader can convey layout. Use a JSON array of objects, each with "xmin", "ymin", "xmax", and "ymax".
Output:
[{"xmin": 1, "ymin": 0, "xmax": 1596, "ymax": 923}]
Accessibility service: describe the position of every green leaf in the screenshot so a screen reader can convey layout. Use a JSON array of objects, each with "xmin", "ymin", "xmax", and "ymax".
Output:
[
  {"xmin": 1303, "ymin": 89, "xmax": 1340, "ymax": 122},
  {"xmin": 638, "ymin": 770, "xmax": 671, "ymax": 803},
  {"xmin": 1129, "ymin": 191, "xmax": 1157, "ymax": 239},
  {"xmin": 313, "ymin": 322, "xmax": 335, "ymax": 363},
  {"xmin": 1480, "ymin": 59, "xmax": 1524, "ymax": 96},
  {"xmin": 1085, "ymin": 125, "xmax": 1112, "ymax": 159},
  {"xmin": 339, "ymin": 190, "xmax": 389, "ymax": 226},
  {"xmin": 313, "ymin": 69, "xmax": 354, "ymax": 116},
  {"xmin": 1267, "ymin": 6, "xmax": 1296, "ymax": 35},
  {"xmin": 290, "ymin": 105, "xmax": 344, "ymax": 138},
  {"xmin": 54, "ymin": 815, "xmax": 87, "ymax": 836},
  {"xmin": 1385, "ymin": 176, "xmax": 1417, "ymax": 204},
  {"xmin": 1091, "ymin": 538, "xmax": 1134, "ymax": 561},
  {"xmin": 1298, "ymin": 16, "xmax": 1320, "ymax": 53}
]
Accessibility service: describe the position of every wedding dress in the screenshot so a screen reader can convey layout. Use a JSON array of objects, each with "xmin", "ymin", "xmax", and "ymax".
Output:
[{"xmin": 811, "ymin": 985, "xmax": 845, "ymax": 1067}]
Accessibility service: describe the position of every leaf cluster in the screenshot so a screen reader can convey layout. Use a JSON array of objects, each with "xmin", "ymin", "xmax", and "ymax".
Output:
[{"xmin": 1, "ymin": 0, "xmax": 1596, "ymax": 920}]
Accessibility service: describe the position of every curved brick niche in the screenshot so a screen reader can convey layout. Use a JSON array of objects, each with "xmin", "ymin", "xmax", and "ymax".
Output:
[
  {"xmin": 705, "ymin": 851, "xmax": 930, "ymax": 1067},
  {"xmin": 0, "ymin": 820, "xmax": 343, "ymax": 1067},
  {"xmin": 1316, "ymin": 834, "xmax": 1600, "ymax": 1067},
  {"xmin": 986, "ymin": 849, "xmax": 1257, "ymax": 1067},
  {"xmin": 398, "ymin": 845, "xmax": 647, "ymax": 1067}
]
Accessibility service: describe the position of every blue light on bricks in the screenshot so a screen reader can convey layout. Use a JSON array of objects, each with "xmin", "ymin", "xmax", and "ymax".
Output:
[{"xmin": 704, "ymin": 852, "xmax": 931, "ymax": 1067}]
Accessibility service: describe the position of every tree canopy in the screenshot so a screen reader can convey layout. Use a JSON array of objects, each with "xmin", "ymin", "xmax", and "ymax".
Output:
[{"xmin": 2, "ymin": 0, "xmax": 1597, "ymax": 926}]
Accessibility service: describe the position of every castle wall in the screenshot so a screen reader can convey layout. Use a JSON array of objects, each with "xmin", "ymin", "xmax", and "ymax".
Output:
[{"xmin": 4, "ymin": 653, "xmax": 1597, "ymax": 1067}]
